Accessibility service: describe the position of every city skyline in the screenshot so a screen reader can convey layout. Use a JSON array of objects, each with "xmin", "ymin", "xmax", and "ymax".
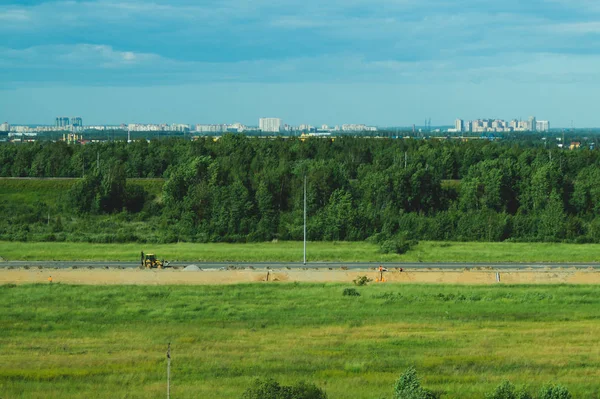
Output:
[
  {"xmin": 2, "ymin": 114, "xmax": 560, "ymax": 134},
  {"xmin": 2, "ymin": 1, "xmax": 600, "ymax": 126}
]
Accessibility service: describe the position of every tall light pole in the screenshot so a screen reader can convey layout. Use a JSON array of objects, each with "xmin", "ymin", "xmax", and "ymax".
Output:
[
  {"xmin": 303, "ymin": 175, "xmax": 307, "ymax": 265},
  {"xmin": 166, "ymin": 343, "xmax": 171, "ymax": 399}
]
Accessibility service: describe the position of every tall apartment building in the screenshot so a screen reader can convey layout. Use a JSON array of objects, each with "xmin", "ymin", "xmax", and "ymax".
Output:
[
  {"xmin": 55, "ymin": 117, "xmax": 70, "ymax": 128},
  {"xmin": 71, "ymin": 117, "xmax": 83, "ymax": 128},
  {"xmin": 0, "ymin": 122, "xmax": 10, "ymax": 132},
  {"xmin": 528, "ymin": 116, "xmax": 537, "ymax": 131},
  {"xmin": 259, "ymin": 118, "xmax": 282, "ymax": 133},
  {"xmin": 455, "ymin": 119, "xmax": 464, "ymax": 132},
  {"xmin": 536, "ymin": 120, "xmax": 550, "ymax": 132}
]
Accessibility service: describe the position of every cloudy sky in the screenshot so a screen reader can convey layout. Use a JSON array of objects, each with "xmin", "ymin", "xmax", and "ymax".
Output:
[{"xmin": 1, "ymin": 0, "xmax": 599, "ymax": 127}]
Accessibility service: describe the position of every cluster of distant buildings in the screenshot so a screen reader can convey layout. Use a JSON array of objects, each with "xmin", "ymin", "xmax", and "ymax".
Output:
[
  {"xmin": 450, "ymin": 117, "xmax": 550, "ymax": 133},
  {"xmin": 197, "ymin": 118, "xmax": 378, "ymax": 134},
  {"xmin": 0, "ymin": 117, "xmax": 378, "ymax": 137}
]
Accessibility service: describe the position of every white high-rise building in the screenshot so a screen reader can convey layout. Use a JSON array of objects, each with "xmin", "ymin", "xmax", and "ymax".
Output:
[
  {"xmin": 455, "ymin": 119, "xmax": 464, "ymax": 132},
  {"xmin": 259, "ymin": 118, "xmax": 282, "ymax": 133},
  {"xmin": 536, "ymin": 120, "xmax": 550, "ymax": 132},
  {"xmin": 0, "ymin": 122, "xmax": 9, "ymax": 132}
]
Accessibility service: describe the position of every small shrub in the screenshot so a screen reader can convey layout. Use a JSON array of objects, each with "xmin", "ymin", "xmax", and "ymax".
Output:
[
  {"xmin": 486, "ymin": 381, "xmax": 532, "ymax": 399},
  {"xmin": 538, "ymin": 385, "xmax": 571, "ymax": 399},
  {"xmin": 380, "ymin": 236, "xmax": 418, "ymax": 255},
  {"xmin": 241, "ymin": 378, "xmax": 327, "ymax": 399},
  {"xmin": 353, "ymin": 275, "xmax": 372, "ymax": 286},
  {"xmin": 343, "ymin": 288, "xmax": 360, "ymax": 297}
]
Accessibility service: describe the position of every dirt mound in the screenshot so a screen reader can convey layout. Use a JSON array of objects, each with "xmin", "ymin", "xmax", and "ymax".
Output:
[{"xmin": 182, "ymin": 265, "xmax": 202, "ymax": 271}]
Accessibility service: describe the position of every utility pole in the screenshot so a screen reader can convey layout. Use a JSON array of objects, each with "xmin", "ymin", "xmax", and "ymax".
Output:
[
  {"xmin": 303, "ymin": 175, "xmax": 307, "ymax": 265},
  {"xmin": 166, "ymin": 343, "xmax": 171, "ymax": 399}
]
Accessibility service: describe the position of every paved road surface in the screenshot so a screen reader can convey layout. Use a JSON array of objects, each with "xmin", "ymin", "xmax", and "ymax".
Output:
[{"xmin": 1, "ymin": 261, "xmax": 599, "ymax": 270}]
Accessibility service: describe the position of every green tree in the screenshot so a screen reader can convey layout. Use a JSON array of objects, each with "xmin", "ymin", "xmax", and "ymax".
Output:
[
  {"xmin": 255, "ymin": 180, "xmax": 277, "ymax": 241},
  {"xmin": 571, "ymin": 166, "xmax": 600, "ymax": 215},
  {"xmin": 538, "ymin": 190, "xmax": 566, "ymax": 240},
  {"xmin": 393, "ymin": 367, "xmax": 439, "ymax": 399},
  {"xmin": 322, "ymin": 189, "xmax": 356, "ymax": 240},
  {"xmin": 97, "ymin": 161, "xmax": 127, "ymax": 213}
]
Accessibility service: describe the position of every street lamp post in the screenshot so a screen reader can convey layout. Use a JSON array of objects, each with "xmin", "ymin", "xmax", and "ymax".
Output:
[{"xmin": 303, "ymin": 175, "xmax": 307, "ymax": 265}]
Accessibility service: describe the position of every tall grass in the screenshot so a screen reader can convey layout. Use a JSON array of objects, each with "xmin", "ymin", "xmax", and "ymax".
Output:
[{"xmin": 1, "ymin": 284, "xmax": 599, "ymax": 398}]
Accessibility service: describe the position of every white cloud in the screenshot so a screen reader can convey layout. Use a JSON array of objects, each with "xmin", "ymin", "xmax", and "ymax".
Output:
[
  {"xmin": 0, "ymin": 7, "xmax": 30, "ymax": 22},
  {"xmin": 0, "ymin": 44, "xmax": 164, "ymax": 69},
  {"xmin": 551, "ymin": 21, "xmax": 600, "ymax": 34}
]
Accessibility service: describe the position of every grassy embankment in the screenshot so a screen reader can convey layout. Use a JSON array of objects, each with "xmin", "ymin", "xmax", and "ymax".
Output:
[
  {"xmin": 1, "ymin": 240, "xmax": 600, "ymax": 262},
  {"xmin": 0, "ymin": 177, "xmax": 164, "ymax": 207},
  {"xmin": 1, "ymin": 283, "xmax": 599, "ymax": 398},
  {"xmin": 0, "ymin": 177, "xmax": 166, "ymax": 242}
]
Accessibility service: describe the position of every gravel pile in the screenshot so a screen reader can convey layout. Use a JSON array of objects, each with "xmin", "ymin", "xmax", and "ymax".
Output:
[{"xmin": 182, "ymin": 264, "xmax": 202, "ymax": 272}]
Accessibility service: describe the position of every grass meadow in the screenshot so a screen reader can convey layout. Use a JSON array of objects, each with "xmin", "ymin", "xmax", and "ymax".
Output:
[
  {"xmin": 0, "ymin": 177, "xmax": 164, "ymax": 206},
  {"xmin": 1, "ymin": 240, "xmax": 600, "ymax": 263},
  {"xmin": 1, "ymin": 283, "xmax": 600, "ymax": 398}
]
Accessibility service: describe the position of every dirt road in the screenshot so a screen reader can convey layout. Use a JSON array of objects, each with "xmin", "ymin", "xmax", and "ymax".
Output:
[{"xmin": 2, "ymin": 268, "xmax": 600, "ymax": 285}]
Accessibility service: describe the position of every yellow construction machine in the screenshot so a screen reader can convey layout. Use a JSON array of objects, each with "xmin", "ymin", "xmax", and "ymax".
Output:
[{"xmin": 144, "ymin": 254, "xmax": 169, "ymax": 269}]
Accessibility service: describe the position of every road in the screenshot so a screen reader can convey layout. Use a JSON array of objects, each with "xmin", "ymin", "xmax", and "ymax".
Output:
[{"xmin": 1, "ymin": 261, "xmax": 599, "ymax": 270}]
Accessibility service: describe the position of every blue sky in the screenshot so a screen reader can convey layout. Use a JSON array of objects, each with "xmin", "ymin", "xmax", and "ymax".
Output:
[{"xmin": 1, "ymin": 0, "xmax": 600, "ymax": 127}]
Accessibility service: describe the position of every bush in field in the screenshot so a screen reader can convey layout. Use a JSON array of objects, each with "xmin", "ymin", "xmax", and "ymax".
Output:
[
  {"xmin": 486, "ymin": 381, "xmax": 532, "ymax": 399},
  {"xmin": 393, "ymin": 367, "xmax": 440, "ymax": 399},
  {"xmin": 538, "ymin": 385, "xmax": 571, "ymax": 399},
  {"xmin": 380, "ymin": 236, "xmax": 418, "ymax": 255},
  {"xmin": 353, "ymin": 275, "xmax": 372, "ymax": 286},
  {"xmin": 343, "ymin": 288, "xmax": 360, "ymax": 297},
  {"xmin": 241, "ymin": 378, "xmax": 327, "ymax": 399}
]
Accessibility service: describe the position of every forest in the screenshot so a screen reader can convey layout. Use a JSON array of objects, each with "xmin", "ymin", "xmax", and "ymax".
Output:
[{"xmin": 0, "ymin": 135, "xmax": 599, "ymax": 244}]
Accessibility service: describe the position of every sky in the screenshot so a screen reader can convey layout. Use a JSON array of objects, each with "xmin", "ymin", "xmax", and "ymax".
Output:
[{"xmin": 1, "ymin": 0, "xmax": 600, "ymax": 127}]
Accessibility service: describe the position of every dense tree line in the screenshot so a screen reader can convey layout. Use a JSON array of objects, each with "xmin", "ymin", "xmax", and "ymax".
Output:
[{"xmin": 1, "ymin": 136, "xmax": 599, "ymax": 243}]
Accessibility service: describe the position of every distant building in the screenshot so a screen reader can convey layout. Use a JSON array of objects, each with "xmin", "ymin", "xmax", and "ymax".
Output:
[
  {"xmin": 71, "ymin": 117, "xmax": 83, "ymax": 127},
  {"xmin": 455, "ymin": 116, "xmax": 547, "ymax": 133},
  {"xmin": 0, "ymin": 122, "xmax": 9, "ymax": 132},
  {"xmin": 455, "ymin": 119, "xmax": 464, "ymax": 132},
  {"xmin": 298, "ymin": 124, "xmax": 314, "ymax": 132},
  {"xmin": 341, "ymin": 124, "xmax": 377, "ymax": 132},
  {"xmin": 62, "ymin": 133, "xmax": 83, "ymax": 144},
  {"xmin": 536, "ymin": 120, "xmax": 550, "ymax": 132},
  {"xmin": 170, "ymin": 123, "xmax": 190, "ymax": 132},
  {"xmin": 528, "ymin": 116, "xmax": 537, "ymax": 131},
  {"xmin": 259, "ymin": 118, "xmax": 282, "ymax": 133},
  {"xmin": 55, "ymin": 117, "xmax": 70, "ymax": 128},
  {"xmin": 195, "ymin": 123, "xmax": 244, "ymax": 133}
]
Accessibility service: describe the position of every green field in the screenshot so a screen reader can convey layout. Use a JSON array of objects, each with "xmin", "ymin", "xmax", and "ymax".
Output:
[
  {"xmin": 1, "ymin": 283, "xmax": 599, "ymax": 398},
  {"xmin": 1, "ymin": 240, "xmax": 599, "ymax": 263},
  {"xmin": 0, "ymin": 177, "xmax": 164, "ymax": 207},
  {"xmin": 0, "ymin": 178, "xmax": 75, "ymax": 207}
]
